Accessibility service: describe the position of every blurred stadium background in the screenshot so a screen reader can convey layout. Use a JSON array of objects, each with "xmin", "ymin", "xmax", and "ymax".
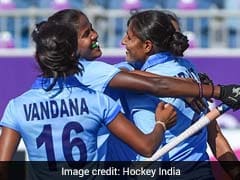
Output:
[{"xmin": 0, "ymin": 0, "xmax": 240, "ymax": 177}]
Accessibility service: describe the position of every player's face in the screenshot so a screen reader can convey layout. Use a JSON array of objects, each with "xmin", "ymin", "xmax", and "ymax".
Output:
[
  {"xmin": 77, "ymin": 15, "xmax": 102, "ymax": 60},
  {"xmin": 121, "ymin": 23, "xmax": 148, "ymax": 64}
]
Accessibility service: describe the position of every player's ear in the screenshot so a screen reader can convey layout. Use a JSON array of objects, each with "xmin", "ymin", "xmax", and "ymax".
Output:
[{"xmin": 143, "ymin": 40, "xmax": 153, "ymax": 54}]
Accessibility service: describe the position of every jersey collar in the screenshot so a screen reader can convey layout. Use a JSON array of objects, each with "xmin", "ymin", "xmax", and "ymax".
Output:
[
  {"xmin": 31, "ymin": 76, "xmax": 86, "ymax": 90},
  {"xmin": 141, "ymin": 52, "xmax": 174, "ymax": 71}
]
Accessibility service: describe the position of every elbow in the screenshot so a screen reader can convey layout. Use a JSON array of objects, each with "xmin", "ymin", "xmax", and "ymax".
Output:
[
  {"xmin": 139, "ymin": 145, "xmax": 156, "ymax": 157},
  {"xmin": 137, "ymin": 134, "xmax": 162, "ymax": 157},
  {"xmin": 143, "ymin": 152, "xmax": 154, "ymax": 158}
]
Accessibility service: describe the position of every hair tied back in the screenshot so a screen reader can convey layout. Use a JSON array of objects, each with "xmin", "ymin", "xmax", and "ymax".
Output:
[{"xmin": 34, "ymin": 21, "xmax": 48, "ymax": 34}]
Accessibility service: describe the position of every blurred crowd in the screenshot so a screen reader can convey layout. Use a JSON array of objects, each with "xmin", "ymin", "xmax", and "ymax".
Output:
[
  {"xmin": 0, "ymin": 0, "xmax": 240, "ymax": 48},
  {"xmin": 0, "ymin": 0, "xmax": 225, "ymax": 9}
]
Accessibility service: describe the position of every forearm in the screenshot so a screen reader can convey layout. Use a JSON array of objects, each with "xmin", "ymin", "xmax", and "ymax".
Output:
[
  {"xmin": 0, "ymin": 127, "xmax": 20, "ymax": 161},
  {"xmin": 146, "ymin": 123, "xmax": 165, "ymax": 156},
  {"xmin": 129, "ymin": 70, "xmax": 220, "ymax": 98},
  {"xmin": 208, "ymin": 122, "xmax": 240, "ymax": 179},
  {"xmin": 108, "ymin": 113, "xmax": 165, "ymax": 157},
  {"xmin": 217, "ymin": 150, "xmax": 240, "ymax": 180},
  {"xmin": 213, "ymin": 136, "xmax": 237, "ymax": 161},
  {"xmin": 208, "ymin": 121, "xmax": 236, "ymax": 160},
  {"xmin": 136, "ymin": 113, "xmax": 166, "ymax": 157},
  {"xmin": 151, "ymin": 76, "xmax": 220, "ymax": 98},
  {"xmin": 110, "ymin": 71, "xmax": 239, "ymax": 109},
  {"xmin": 212, "ymin": 136, "xmax": 239, "ymax": 179}
]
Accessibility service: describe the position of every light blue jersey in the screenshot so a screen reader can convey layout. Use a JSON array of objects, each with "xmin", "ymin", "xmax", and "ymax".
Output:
[
  {"xmin": 76, "ymin": 59, "xmax": 121, "ymax": 92},
  {"xmin": 76, "ymin": 59, "xmax": 122, "ymax": 160},
  {"xmin": 107, "ymin": 52, "xmax": 210, "ymax": 162},
  {"xmin": 0, "ymin": 76, "xmax": 121, "ymax": 162}
]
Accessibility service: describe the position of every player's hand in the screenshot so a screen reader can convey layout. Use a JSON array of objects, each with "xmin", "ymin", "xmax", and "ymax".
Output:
[
  {"xmin": 184, "ymin": 97, "xmax": 208, "ymax": 114},
  {"xmin": 219, "ymin": 85, "xmax": 240, "ymax": 110},
  {"xmin": 155, "ymin": 102, "xmax": 177, "ymax": 130}
]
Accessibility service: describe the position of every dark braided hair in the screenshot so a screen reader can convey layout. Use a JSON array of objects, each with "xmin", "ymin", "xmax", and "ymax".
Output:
[
  {"xmin": 32, "ymin": 21, "xmax": 82, "ymax": 91},
  {"xmin": 127, "ymin": 10, "xmax": 189, "ymax": 56}
]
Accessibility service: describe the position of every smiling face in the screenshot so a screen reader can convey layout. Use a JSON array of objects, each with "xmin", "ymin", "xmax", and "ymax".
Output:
[
  {"xmin": 48, "ymin": 10, "xmax": 103, "ymax": 61},
  {"xmin": 121, "ymin": 22, "xmax": 152, "ymax": 64},
  {"xmin": 76, "ymin": 15, "xmax": 102, "ymax": 60}
]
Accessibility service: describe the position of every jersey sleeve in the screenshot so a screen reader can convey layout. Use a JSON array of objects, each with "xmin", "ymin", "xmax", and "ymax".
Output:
[
  {"xmin": 0, "ymin": 99, "xmax": 20, "ymax": 132},
  {"xmin": 78, "ymin": 60, "xmax": 121, "ymax": 92},
  {"xmin": 179, "ymin": 58, "xmax": 200, "ymax": 81},
  {"xmin": 96, "ymin": 92, "xmax": 122, "ymax": 126}
]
